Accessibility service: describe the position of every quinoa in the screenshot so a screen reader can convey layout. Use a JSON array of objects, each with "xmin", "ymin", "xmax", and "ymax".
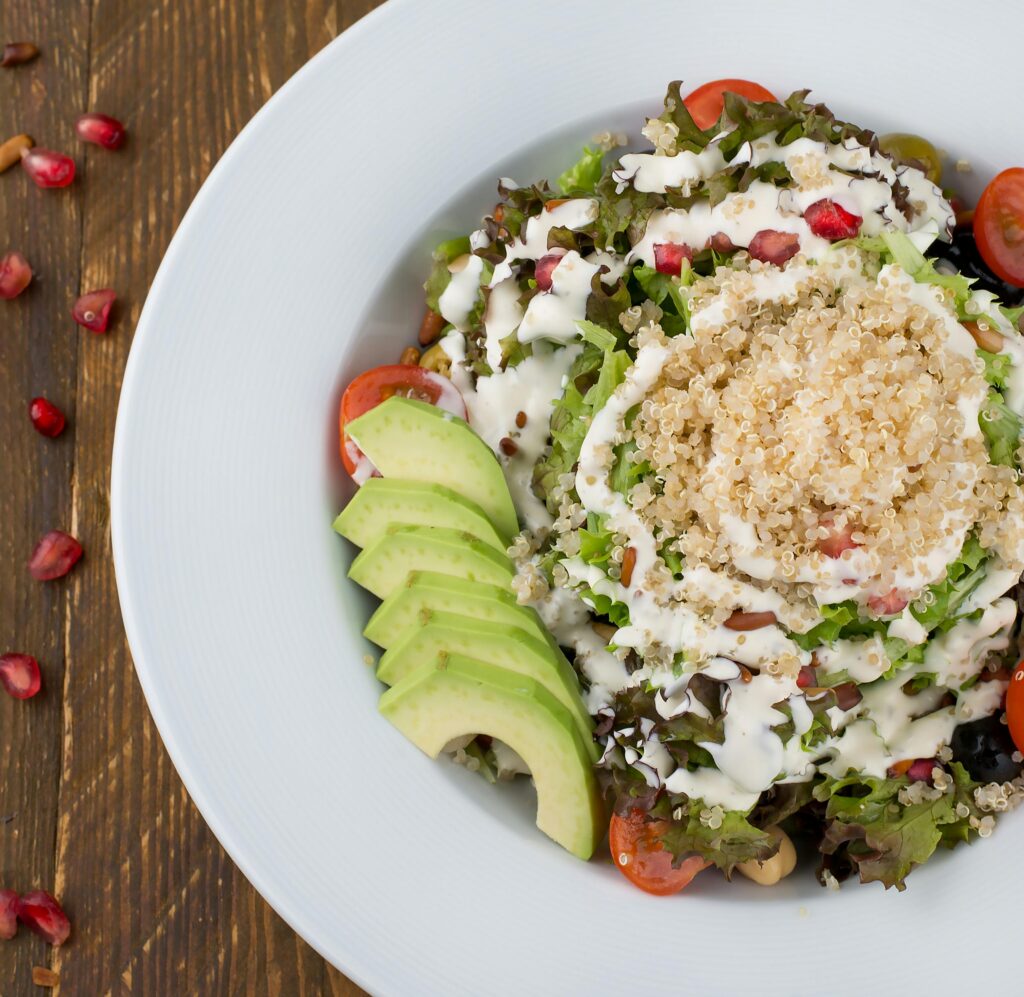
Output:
[{"xmin": 624, "ymin": 254, "xmax": 1024, "ymax": 617}]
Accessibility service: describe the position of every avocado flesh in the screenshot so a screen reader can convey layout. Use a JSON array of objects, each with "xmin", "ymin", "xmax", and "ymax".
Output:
[
  {"xmin": 333, "ymin": 478, "xmax": 507, "ymax": 553},
  {"xmin": 379, "ymin": 653, "xmax": 603, "ymax": 860},
  {"xmin": 348, "ymin": 525, "xmax": 515, "ymax": 600},
  {"xmin": 377, "ymin": 611, "xmax": 596, "ymax": 757},
  {"xmin": 345, "ymin": 396, "xmax": 518, "ymax": 539},
  {"xmin": 363, "ymin": 572, "xmax": 550, "ymax": 648}
]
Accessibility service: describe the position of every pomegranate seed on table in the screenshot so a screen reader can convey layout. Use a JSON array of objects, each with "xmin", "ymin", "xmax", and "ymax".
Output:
[
  {"xmin": 20, "ymin": 148, "xmax": 75, "ymax": 188},
  {"xmin": 534, "ymin": 250, "xmax": 566, "ymax": 291},
  {"xmin": 72, "ymin": 288, "xmax": 116, "ymax": 332},
  {"xmin": 0, "ymin": 251, "xmax": 32, "ymax": 299},
  {"xmin": 28, "ymin": 531, "xmax": 83, "ymax": 581},
  {"xmin": 653, "ymin": 242, "xmax": 693, "ymax": 276},
  {"xmin": 75, "ymin": 112, "xmax": 126, "ymax": 150},
  {"xmin": 29, "ymin": 398, "xmax": 66, "ymax": 437},
  {"xmin": 16, "ymin": 892, "xmax": 70, "ymax": 946},
  {"xmin": 747, "ymin": 230, "xmax": 800, "ymax": 266},
  {"xmin": 804, "ymin": 198, "xmax": 863, "ymax": 240},
  {"xmin": 0, "ymin": 889, "xmax": 17, "ymax": 940},
  {"xmin": 1, "ymin": 42, "xmax": 39, "ymax": 67},
  {"xmin": 0, "ymin": 653, "xmax": 42, "ymax": 700}
]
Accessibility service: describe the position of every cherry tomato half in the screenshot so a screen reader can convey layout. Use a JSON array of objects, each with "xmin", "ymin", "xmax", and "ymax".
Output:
[
  {"xmin": 338, "ymin": 364, "xmax": 467, "ymax": 477},
  {"xmin": 609, "ymin": 809, "xmax": 709, "ymax": 896},
  {"xmin": 683, "ymin": 79, "xmax": 777, "ymax": 131},
  {"xmin": 1007, "ymin": 660, "xmax": 1024, "ymax": 755},
  {"xmin": 974, "ymin": 168, "xmax": 1024, "ymax": 288}
]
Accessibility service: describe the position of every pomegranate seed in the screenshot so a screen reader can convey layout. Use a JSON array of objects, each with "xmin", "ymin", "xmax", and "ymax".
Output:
[
  {"xmin": 1, "ymin": 42, "xmax": 39, "ymax": 67},
  {"xmin": 0, "ymin": 653, "xmax": 42, "ymax": 700},
  {"xmin": 867, "ymin": 588, "xmax": 909, "ymax": 617},
  {"xmin": 20, "ymin": 148, "xmax": 75, "ymax": 189},
  {"xmin": 653, "ymin": 242, "xmax": 693, "ymax": 276},
  {"xmin": 804, "ymin": 199, "xmax": 863, "ymax": 240},
  {"xmin": 723, "ymin": 610, "xmax": 778, "ymax": 631},
  {"xmin": 0, "ymin": 890, "xmax": 18, "ymax": 939},
  {"xmin": 906, "ymin": 758, "xmax": 937, "ymax": 783},
  {"xmin": 28, "ymin": 531, "xmax": 83, "ymax": 581},
  {"xmin": 817, "ymin": 520, "xmax": 860, "ymax": 559},
  {"xmin": 29, "ymin": 398, "xmax": 66, "ymax": 437},
  {"xmin": 833, "ymin": 682, "xmax": 863, "ymax": 711},
  {"xmin": 16, "ymin": 892, "xmax": 70, "ymax": 946},
  {"xmin": 534, "ymin": 251, "xmax": 566, "ymax": 291},
  {"xmin": 796, "ymin": 665, "xmax": 817, "ymax": 689},
  {"xmin": 72, "ymin": 288, "xmax": 116, "ymax": 332},
  {"xmin": 0, "ymin": 251, "xmax": 32, "ymax": 299},
  {"xmin": 747, "ymin": 230, "xmax": 800, "ymax": 266},
  {"xmin": 499, "ymin": 436, "xmax": 519, "ymax": 456},
  {"xmin": 75, "ymin": 112, "xmax": 126, "ymax": 150},
  {"xmin": 707, "ymin": 232, "xmax": 737, "ymax": 255}
]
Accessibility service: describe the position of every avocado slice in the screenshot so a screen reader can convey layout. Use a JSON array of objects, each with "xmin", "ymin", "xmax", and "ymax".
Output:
[
  {"xmin": 344, "ymin": 396, "xmax": 518, "ymax": 540},
  {"xmin": 377, "ymin": 610, "xmax": 596, "ymax": 757},
  {"xmin": 334, "ymin": 479, "xmax": 507, "ymax": 553},
  {"xmin": 348, "ymin": 525, "xmax": 515, "ymax": 600},
  {"xmin": 363, "ymin": 571, "xmax": 550, "ymax": 648},
  {"xmin": 379, "ymin": 653, "xmax": 603, "ymax": 859}
]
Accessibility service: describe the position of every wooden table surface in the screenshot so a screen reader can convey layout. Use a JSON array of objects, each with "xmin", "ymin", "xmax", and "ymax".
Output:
[{"xmin": 1, "ymin": 2, "xmax": 379, "ymax": 993}]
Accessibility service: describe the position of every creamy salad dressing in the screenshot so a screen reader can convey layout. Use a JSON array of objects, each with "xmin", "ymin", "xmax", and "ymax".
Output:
[
  {"xmin": 418, "ymin": 109, "xmax": 1019, "ymax": 819},
  {"xmin": 618, "ymin": 132, "xmax": 952, "ymax": 268},
  {"xmin": 438, "ymin": 254, "xmax": 486, "ymax": 330}
]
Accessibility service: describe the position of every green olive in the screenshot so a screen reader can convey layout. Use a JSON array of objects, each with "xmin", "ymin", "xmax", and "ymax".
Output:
[
  {"xmin": 419, "ymin": 342, "xmax": 452, "ymax": 376},
  {"xmin": 878, "ymin": 132, "xmax": 943, "ymax": 186}
]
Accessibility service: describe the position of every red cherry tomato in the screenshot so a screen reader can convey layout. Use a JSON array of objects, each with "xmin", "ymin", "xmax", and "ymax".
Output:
[
  {"xmin": 683, "ymin": 79, "xmax": 777, "ymax": 130},
  {"xmin": 338, "ymin": 364, "xmax": 466, "ymax": 477},
  {"xmin": 1007, "ymin": 660, "xmax": 1024, "ymax": 755},
  {"xmin": 608, "ymin": 809, "xmax": 709, "ymax": 896},
  {"xmin": 974, "ymin": 168, "xmax": 1024, "ymax": 287}
]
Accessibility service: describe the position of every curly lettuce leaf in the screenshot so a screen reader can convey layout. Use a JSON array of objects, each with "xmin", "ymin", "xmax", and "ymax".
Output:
[
  {"xmin": 815, "ymin": 763, "xmax": 982, "ymax": 890},
  {"xmin": 979, "ymin": 388, "xmax": 1022, "ymax": 467},
  {"xmin": 979, "ymin": 348, "xmax": 1012, "ymax": 389},
  {"xmin": 556, "ymin": 146, "xmax": 605, "ymax": 195},
  {"xmin": 656, "ymin": 800, "xmax": 776, "ymax": 874}
]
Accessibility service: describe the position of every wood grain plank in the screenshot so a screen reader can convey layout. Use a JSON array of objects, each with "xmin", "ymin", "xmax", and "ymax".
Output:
[
  {"xmin": 44, "ymin": 1, "xmax": 378, "ymax": 994},
  {"xmin": 0, "ymin": 3, "xmax": 90, "ymax": 993}
]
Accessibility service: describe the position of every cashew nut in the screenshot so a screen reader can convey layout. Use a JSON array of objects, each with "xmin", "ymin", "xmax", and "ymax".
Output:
[{"xmin": 736, "ymin": 826, "xmax": 797, "ymax": 886}]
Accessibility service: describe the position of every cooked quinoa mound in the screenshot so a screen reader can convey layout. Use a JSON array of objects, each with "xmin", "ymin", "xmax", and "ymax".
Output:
[{"xmin": 625, "ymin": 250, "xmax": 1024, "ymax": 616}]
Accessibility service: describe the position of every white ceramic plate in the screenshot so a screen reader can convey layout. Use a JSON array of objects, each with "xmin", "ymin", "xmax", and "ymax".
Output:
[{"xmin": 112, "ymin": 2, "xmax": 1023, "ymax": 993}]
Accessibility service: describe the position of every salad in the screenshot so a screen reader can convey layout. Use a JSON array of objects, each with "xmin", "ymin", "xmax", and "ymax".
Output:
[{"xmin": 335, "ymin": 79, "xmax": 1024, "ymax": 893}]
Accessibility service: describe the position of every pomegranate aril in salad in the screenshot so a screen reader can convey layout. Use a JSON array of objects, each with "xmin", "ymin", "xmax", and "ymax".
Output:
[
  {"xmin": 20, "ymin": 148, "xmax": 75, "ymax": 189},
  {"xmin": 653, "ymin": 242, "xmax": 693, "ymax": 276},
  {"xmin": 29, "ymin": 398, "xmax": 66, "ymax": 437},
  {"xmin": 535, "ymin": 251, "xmax": 566, "ymax": 291},
  {"xmin": 72, "ymin": 288, "xmax": 116, "ymax": 332},
  {"xmin": 803, "ymin": 199, "xmax": 863, "ymax": 240},
  {"xmin": 747, "ymin": 229, "xmax": 800, "ymax": 266},
  {"xmin": 0, "ymin": 654, "xmax": 42, "ymax": 700},
  {"xmin": 0, "ymin": 251, "xmax": 32, "ymax": 299},
  {"xmin": 16, "ymin": 892, "xmax": 70, "ymax": 946},
  {"xmin": 28, "ymin": 531, "xmax": 84, "ymax": 581},
  {"xmin": 75, "ymin": 112, "xmax": 126, "ymax": 150}
]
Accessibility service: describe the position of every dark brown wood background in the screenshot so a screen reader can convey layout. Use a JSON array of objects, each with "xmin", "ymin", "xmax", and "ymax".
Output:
[{"xmin": 1, "ymin": 2, "xmax": 378, "ymax": 993}]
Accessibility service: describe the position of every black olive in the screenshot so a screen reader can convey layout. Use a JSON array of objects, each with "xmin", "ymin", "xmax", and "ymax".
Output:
[
  {"xmin": 950, "ymin": 715, "xmax": 1021, "ymax": 783},
  {"xmin": 928, "ymin": 229, "xmax": 1024, "ymax": 308}
]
